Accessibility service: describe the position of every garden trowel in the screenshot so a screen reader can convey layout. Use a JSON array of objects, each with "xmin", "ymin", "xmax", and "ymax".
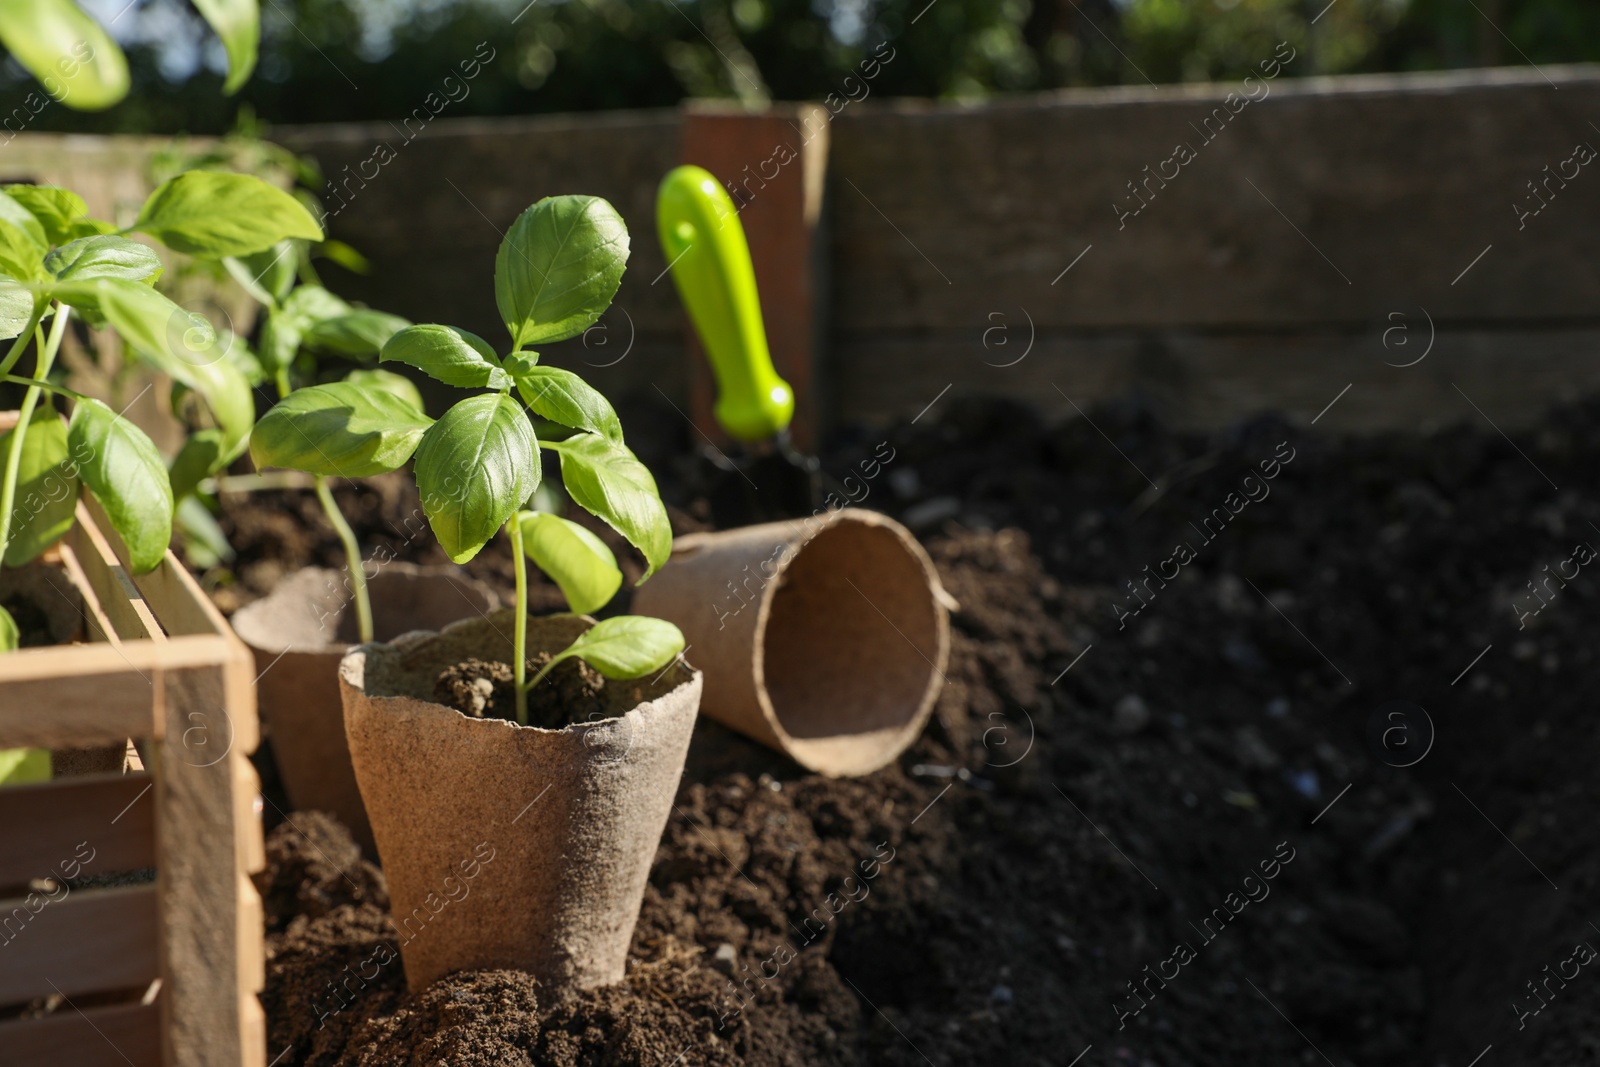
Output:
[{"xmin": 656, "ymin": 165, "xmax": 820, "ymax": 526}]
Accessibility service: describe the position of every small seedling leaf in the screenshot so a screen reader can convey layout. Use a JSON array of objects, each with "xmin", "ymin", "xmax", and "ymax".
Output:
[
  {"xmin": 69, "ymin": 398, "xmax": 172, "ymax": 573},
  {"xmin": 381, "ymin": 323, "xmax": 510, "ymax": 389},
  {"xmin": 0, "ymin": 0, "xmax": 129, "ymax": 111},
  {"xmin": 512, "ymin": 364, "xmax": 622, "ymax": 443},
  {"xmin": 495, "ymin": 195, "xmax": 628, "ymax": 350},
  {"xmin": 92, "ymin": 278, "xmax": 255, "ymax": 459},
  {"xmin": 416, "ymin": 393, "xmax": 538, "ymax": 564},
  {"xmin": 519, "ymin": 511, "xmax": 622, "ymax": 615},
  {"xmin": 532, "ymin": 616, "xmax": 683, "ymax": 689},
  {"xmin": 45, "ymin": 234, "xmax": 163, "ymax": 284},
  {"xmin": 168, "ymin": 428, "xmax": 227, "ymax": 501},
  {"xmin": 553, "ymin": 433, "xmax": 670, "ymax": 579},
  {"xmin": 0, "ymin": 405, "xmax": 78, "ymax": 566},
  {"xmin": 134, "ymin": 171, "xmax": 322, "ymax": 257},
  {"xmin": 305, "ymin": 309, "xmax": 410, "ymax": 359},
  {"xmin": 224, "ymin": 239, "xmax": 298, "ymax": 305},
  {"xmin": 189, "ymin": 0, "xmax": 258, "ymax": 94},
  {"xmin": 0, "ymin": 604, "xmax": 17, "ymax": 652},
  {"xmin": 4, "ymin": 185, "xmax": 87, "ymax": 245},
  {"xmin": 252, "ymin": 380, "xmax": 433, "ymax": 478},
  {"xmin": 345, "ymin": 368, "xmax": 424, "ymax": 412},
  {"xmin": 0, "ymin": 280, "xmax": 37, "ymax": 340},
  {"xmin": 0, "ymin": 219, "xmax": 46, "ymax": 282}
]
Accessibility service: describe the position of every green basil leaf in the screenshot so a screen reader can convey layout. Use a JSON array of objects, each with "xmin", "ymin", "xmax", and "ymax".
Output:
[
  {"xmin": 220, "ymin": 331, "xmax": 265, "ymax": 386},
  {"xmin": 4, "ymin": 185, "xmax": 85, "ymax": 245},
  {"xmin": 251, "ymin": 380, "xmax": 433, "ymax": 478},
  {"xmin": 0, "ymin": 279, "xmax": 38, "ymax": 340},
  {"xmin": 0, "ymin": 188, "xmax": 48, "ymax": 248},
  {"xmin": 550, "ymin": 616, "xmax": 683, "ymax": 680},
  {"xmin": 380, "ymin": 323, "xmax": 509, "ymax": 389},
  {"xmin": 0, "ymin": 0, "xmax": 129, "ymax": 111},
  {"xmin": 258, "ymin": 305, "xmax": 300, "ymax": 375},
  {"xmin": 91, "ymin": 278, "xmax": 254, "ymax": 459},
  {"xmin": 519, "ymin": 511, "xmax": 622, "ymax": 615},
  {"xmin": 0, "ymin": 747, "xmax": 50, "ymax": 783},
  {"xmin": 169, "ymin": 428, "xmax": 227, "ymax": 501},
  {"xmin": 0, "ymin": 604, "xmax": 16, "ymax": 652},
  {"xmin": 69, "ymin": 397, "xmax": 172, "ymax": 573},
  {"xmin": 305, "ymin": 309, "xmax": 409, "ymax": 360},
  {"xmin": 494, "ymin": 195, "xmax": 628, "ymax": 349},
  {"xmin": 175, "ymin": 493, "xmax": 234, "ymax": 568},
  {"xmin": 0, "ymin": 220, "xmax": 46, "ymax": 282},
  {"xmin": 344, "ymin": 367, "xmax": 424, "ymax": 412},
  {"xmin": 552, "ymin": 433, "xmax": 670, "ymax": 579},
  {"xmin": 66, "ymin": 217, "xmax": 118, "ymax": 239},
  {"xmin": 44, "ymin": 235, "xmax": 163, "ymax": 284},
  {"xmin": 134, "ymin": 171, "xmax": 322, "ymax": 257},
  {"xmin": 223, "ymin": 239, "xmax": 298, "ymax": 306},
  {"xmin": 190, "ymin": 0, "xmax": 258, "ymax": 94},
  {"xmin": 512, "ymin": 365, "xmax": 622, "ymax": 442},
  {"xmin": 0, "ymin": 405, "xmax": 78, "ymax": 566},
  {"xmin": 280, "ymin": 283, "xmax": 352, "ymax": 323},
  {"xmin": 415, "ymin": 393, "xmax": 537, "ymax": 564}
]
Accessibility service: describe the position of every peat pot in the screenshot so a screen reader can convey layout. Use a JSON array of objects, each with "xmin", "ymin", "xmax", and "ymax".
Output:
[
  {"xmin": 340, "ymin": 610, "xmax": 702, "ymax": 993},
  {"xmin": 231, "ymin": 563, "xmax": 498, "ymax": 854},
  {"xmin": 632, "ymin": 507, "xmax": 952, "ymax": 777}
]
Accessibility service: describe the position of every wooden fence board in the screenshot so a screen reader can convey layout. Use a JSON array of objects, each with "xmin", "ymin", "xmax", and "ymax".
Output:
[{"xmin": 273, "ymin": 66, "xmax": 1600, "ymax": 432}]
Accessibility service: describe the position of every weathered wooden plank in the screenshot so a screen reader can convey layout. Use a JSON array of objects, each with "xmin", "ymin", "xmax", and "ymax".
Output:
[
  {"xmin": 0, "ymin": 998, "xmax": 162, "ymax": 1067},
  {"xmin": 55, "ymin": 541, "xmax": 123, "ymax": 647},
  {"xmin": 0, "ymin": 644, "xmax": 155, "ymax": 747},
  {"xmin": 82, "ymin": 495, "xmax": 222, "ymax": 640},
  {"xmin": 0, "ymin": 773, "xmax": 154, "ymax": 892},
  {"xmin": 69, "ymin": 500, "xmax": 163, "ymax": 644},
  {"xmin": 154, "ymin": 663, "xmax": 251, "ymax": 1067},
  {"xmin": 832, "ymin": 326, "xmax": 1600, "ymax": 433},
  {"xmin": 0, "ymin": 636, "xmax": 237, "ymax": 747},
  {"xmin": 0, "ymin": 883, "xmax": 158, "ymax": 1004},
  {"xmin": 827, "ymin": 65, "xmax": 1600, "ymax": 332}
]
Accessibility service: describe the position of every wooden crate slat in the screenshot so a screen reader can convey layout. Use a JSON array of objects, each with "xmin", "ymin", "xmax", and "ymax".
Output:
[
  {"xmin": 0, "ymin": 997, "xmax": 162, "ymax": 1067},
  {"xmin": 234, "ymin": 755, "xmax": 264, "ymax": 876},
  {"xmin": 67, "ymin": 501, "xmax": 164, "ymax": 644},
  {"xmin": 0, "ymin": 773, "xmax": 154, "ymax": 892},
  {"xmin": 0, "ymin": 645, "xmax": 156, "ymax": 747},
  {"xmin": 0, "ymin": 447, "xmax": 264, "ymax": 1067},
  {"xmin": 82, "ymin": 495, "xmax": 229, "ymax": 640},
  {"xmin": 155, "ymin": 662, "xmax": 257, "ymax": 1067},
  {"xmin": 0, "ymin": 883, "xmax": 158, "ymax": 1005},
  {"xmin": 54, "ymin": 541, "xmax": 125, "ymax": 648}
]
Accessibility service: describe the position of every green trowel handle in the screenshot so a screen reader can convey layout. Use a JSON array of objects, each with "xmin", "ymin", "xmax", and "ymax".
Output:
[{"xmin": 656, "ymin": 165, "xmax": 794, "ymax": 443}]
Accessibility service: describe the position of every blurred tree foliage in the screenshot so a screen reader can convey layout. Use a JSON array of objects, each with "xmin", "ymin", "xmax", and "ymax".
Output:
[{"xmin": 4, "ymin": 0, "xmax": 1597, "ymax": 135}]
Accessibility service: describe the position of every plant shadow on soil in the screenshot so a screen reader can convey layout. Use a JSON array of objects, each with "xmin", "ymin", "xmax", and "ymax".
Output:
[{"xmin": 228, "ymin": 394, "xmax": 1600, "ymax": 1066}]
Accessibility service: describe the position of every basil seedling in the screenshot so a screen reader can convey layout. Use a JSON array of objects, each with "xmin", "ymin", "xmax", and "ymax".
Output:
[
  {"xmin": 252, "ymin": 195, "xmax": 683, "ymax": 723},
  {"xmin": 0, "ymin": 171, "xmax": 320, "ymax": 781}
]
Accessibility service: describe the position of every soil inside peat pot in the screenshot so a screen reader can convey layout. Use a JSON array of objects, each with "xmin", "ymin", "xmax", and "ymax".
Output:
[
  {"xmin": 257, "ymin": 394, "xmax": 1600, "ymax": 1067},
  {"xmin": 431, "ymin": 655, "xmax": 614, "ymax": 728}
]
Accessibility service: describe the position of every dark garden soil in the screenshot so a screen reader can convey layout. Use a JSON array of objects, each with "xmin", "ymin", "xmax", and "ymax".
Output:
[{"xmin": 229, "ymin": 393, "xmax": 1600, "ymax": 1066}]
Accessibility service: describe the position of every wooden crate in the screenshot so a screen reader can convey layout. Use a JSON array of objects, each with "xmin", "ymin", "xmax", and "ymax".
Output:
[{"xmin": 0, "ymin": 488, "xmax": 264, "ymax": 1067}]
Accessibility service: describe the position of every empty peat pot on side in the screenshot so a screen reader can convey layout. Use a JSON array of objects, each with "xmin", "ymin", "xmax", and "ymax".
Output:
[
  {"xmin": 339, "ymin": 610, "xmax": 702, "ymax": 993},
  {"xmin": 633, "ymin": 507, "xmax": 951, "ymax": 777},
  {"xmin": 232, "ymin": 563, "xmax": 499, "ymax": 854}
]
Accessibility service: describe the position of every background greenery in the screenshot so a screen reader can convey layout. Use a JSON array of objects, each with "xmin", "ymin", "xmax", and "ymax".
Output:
[{"xmin": 7, "ymin": 0, "xmax": 1596, "ymax": 134}]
